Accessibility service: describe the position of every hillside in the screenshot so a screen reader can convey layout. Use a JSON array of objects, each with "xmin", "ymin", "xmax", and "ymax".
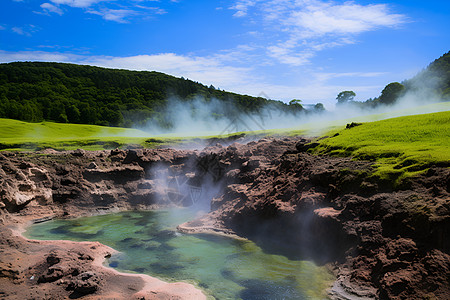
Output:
[
  {"xmin": 0, "ymin": 62, "xmax": 291, "ymax": 127},
  {"xmin": 312, "ymin": 110, "xmax": 450, "ymax": 186},
  {"xmin": 404, "ymin": 51, "xmax": 450, "ymax": 98}
]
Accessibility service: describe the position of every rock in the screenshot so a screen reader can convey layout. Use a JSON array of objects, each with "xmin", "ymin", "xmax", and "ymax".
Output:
[
  {"xmin": 71, "ymin": 149, "xmax": 85, "ymax": 157},
  {"xmin": 123, "ymin": 150, "xmax": 140, "ymax": 164},
  {"xmin": 83, "ymin": 165, "xmax": 145, "ymax": 182},
  {"xmin": 67, "ymin": 271, "xmax": 100, "ymax": 297},
  {"xmin": 87, "ymin": 162, "xmax": 98, "ymax": 169},
  {"xmin": 60, "ymin": 176, "xmax": 77, "ymax": 186},
  {"xmin": 46, "ymin": 253, "xmax": 61, "ymax": 266},
  {"xmin": 109, "ymin": 148, "xmax": 126, "ymax": 162},
  {"xmin": 38, "ymin": 266, "xmax": 64, "ymax": 283},
  {"xmin": 19, "ymin": 162, "xmax": 32, "ymax": 169},
  {"xmin": 29, "ymin": 168, "xmax": 49, "ymax": 182},
  {"xmin": 295, "ymin": 140, "xmax": 319, "ymax": 152}
]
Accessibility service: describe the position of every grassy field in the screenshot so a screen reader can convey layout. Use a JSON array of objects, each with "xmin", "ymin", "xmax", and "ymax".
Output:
[
  {"xmin": 311, "ymin": 110, "xmax": 450, "ymax": 185},
  {"xmin": 0, "ymin": 118, "xmax": 256, "ymax": 151},
  {"xmin": 0, "ymin": 119, "xmax": 172, "ymax": 151}
]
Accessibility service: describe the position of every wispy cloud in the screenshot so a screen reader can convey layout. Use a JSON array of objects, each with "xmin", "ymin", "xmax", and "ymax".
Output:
[
  {"xmin": 12, "ymin": 27, "xmax": 25, "ymax": 35},
  {"xmin": 30, "ymin": 0, "xmax": 171, "ymax": 22},
  {"xmin": 231, "ymin": 0, "xmax": 408, "ymax": 66},
  {"xmin": 88, "ymin": 8, "xmax": 136, "ymax": 23},
  {"xmin": 49, "ymin": 0, "xmax": 104, "ymax": 9},
  {"xmin": 230, "ymin": 0, "xmax": 255, "ymax": 17},
  {"xmin": 41, "ymin": 3, "xmax": 64, "ymax": 15},
  {"xmin": 135, "ymin": 5, "xmax": 167, "ymax": 15},
  {"xmin": 11, "ymin": 25, "xmax": 39, "ymax": 36},
  {"xmin": 287, "ymin": 2, "xmax": 407, "ymax": 36}
]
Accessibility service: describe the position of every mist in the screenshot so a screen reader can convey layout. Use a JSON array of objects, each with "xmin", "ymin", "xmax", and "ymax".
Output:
[
  {"xmin": 148, "ymin": 154, "xmax": 225, "ymax": 216},
  {"xmin": 134, "ymin": 94, "xmax": 447, "ymax": 140},
  {"xmin": 128, "ymin": 67, "xmax": 449, "ymax": 139}
]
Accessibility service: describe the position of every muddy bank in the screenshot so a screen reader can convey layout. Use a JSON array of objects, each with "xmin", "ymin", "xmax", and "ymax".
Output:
[{"xmin": 0, "ymin": 137, "xmax": 449, "ymax": 299}]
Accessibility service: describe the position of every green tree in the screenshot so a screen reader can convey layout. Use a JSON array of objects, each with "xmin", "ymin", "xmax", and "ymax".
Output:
[
  {"xmin": 336, "ymin": 91, "xmax": 356, "ymax": 105},
  {"xmin": 314, "ymin": 103, "xmax": 325, "ymax": 112},
  {"xmin": 66, "ymin": 104, "xmax": 81, "ymax": 123},
  {"xmin": 288, "ymin": 99, "xmax": 303, "ymax": 113},
  {"xmin": 378, "ymin": 82, "xmax": 405, "ymax": 105}
]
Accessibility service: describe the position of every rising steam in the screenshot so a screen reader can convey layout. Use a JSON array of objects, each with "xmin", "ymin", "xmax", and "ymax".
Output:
[{"xmin": 135, "ymin": 83, "xmax": 448, "ymax": 138}]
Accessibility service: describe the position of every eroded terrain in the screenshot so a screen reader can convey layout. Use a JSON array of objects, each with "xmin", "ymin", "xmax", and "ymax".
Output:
[{"xmin": 0, "ymin": 137, "xmax": 449, "ymax": 299}]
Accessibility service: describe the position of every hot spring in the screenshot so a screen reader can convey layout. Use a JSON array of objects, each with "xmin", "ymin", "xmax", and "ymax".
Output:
[{"xmin": 25, "ymin": 209, "xmax": 334, "ymax": 299}]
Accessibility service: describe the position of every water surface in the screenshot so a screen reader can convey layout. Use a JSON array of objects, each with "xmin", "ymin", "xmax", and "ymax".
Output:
[{"xmin": 25, "ymin": 209, "xmax": 333, "ymax": 299}]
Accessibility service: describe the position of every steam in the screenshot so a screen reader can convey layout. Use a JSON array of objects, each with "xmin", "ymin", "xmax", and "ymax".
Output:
[
  {"xmin": 305, "ymin": 89, "xmax": 447, "ymax": 135},
  {"xmin": 137, "ymin": 96, "xmax": 302, "ymax": 136},
  {"xmin": 148, "ymin": 155, "xmax": 225, "ymax": 215},
  {"xmin": 134, "ymin": 90, "xmax": 448, "ymax": 139}
]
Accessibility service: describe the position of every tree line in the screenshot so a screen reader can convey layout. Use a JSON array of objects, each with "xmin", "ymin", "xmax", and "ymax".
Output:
[{"xmin": 0, "ymin": 62, "xmax": 310, "ymax": 127}]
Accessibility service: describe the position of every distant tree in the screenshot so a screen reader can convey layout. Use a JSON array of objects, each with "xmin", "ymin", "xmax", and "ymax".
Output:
[
  {"xmin": 336, "ymin": 91, "xmax": 356, "ymax": 105},
  {"xmin": 289, "ymin": 99, "xmax": 303, "ymax": 107},
  {"xmin": 314, "ymin": 103, "xmax": 325, "ymax": 112},
  {"xmin": 66, "ymin": 105, "xmax": 81, "ymax": 123},
  {"xmin": 378, "ymin": 82, "xmax": 405, "ymax": 105},
  {"xmin": 288, "ymin": 99, "xmax": 304, "ymax": 113}
]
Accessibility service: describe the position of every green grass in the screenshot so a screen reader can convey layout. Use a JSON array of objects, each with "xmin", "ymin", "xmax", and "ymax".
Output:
[
  {"xmin": 311, "ymin": 110, "xmax": 450, "ymax": 185},
  {"xmin": 0, "ymin": 118, "xmax": 175, "ymax": 151},
  {"xmin": 0, "ymin": 119, "xmax": 261, "ymax": 151}
]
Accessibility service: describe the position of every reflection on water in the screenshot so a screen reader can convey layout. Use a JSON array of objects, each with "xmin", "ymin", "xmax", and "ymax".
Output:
[{"xmin": 25, "ymin": 209, "xmax": 333, "ymax": 299}]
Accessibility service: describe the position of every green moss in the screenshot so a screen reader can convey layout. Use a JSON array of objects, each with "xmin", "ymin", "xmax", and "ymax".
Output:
[{"xmin": 311, "ymin": 110, "xmax": 450, "ymax": 187}]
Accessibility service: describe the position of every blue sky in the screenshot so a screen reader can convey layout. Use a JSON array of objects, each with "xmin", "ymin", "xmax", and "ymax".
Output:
[{"xmin": 1, "ymin": 0, "xmax": 449, "ymax": 107}]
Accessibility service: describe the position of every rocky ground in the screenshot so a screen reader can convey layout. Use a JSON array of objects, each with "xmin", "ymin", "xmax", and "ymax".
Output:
[{"xmin": 0, "ymin": 137, "xmax": 449, "ymax": 299}]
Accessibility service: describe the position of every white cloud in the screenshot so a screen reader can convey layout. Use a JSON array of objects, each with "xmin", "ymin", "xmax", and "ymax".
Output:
[
  {"xmin": 83, "ymin": 53, "xmax": 252, "ymax": 87},
  {"xmin": 49, "ymin": 0, "xmax": 104, "ymax": 8},
  {"xmin": 267, "ymin": 45, "xmax": 313, "ymax": 66},
  {"xmin": 11, "ymin": 25, "xmax": 39, "ymax": 36},
  {"xmin": 88, "ymin": 9, "xmax": 136, "ymax": 23},
  {"xmin": 230, "ymin": 0, "xmax": 256, "ymax": 17},
  {"xmin": 12, "ymin": 27, "xmax": 25, "ymax": 35},
  {"xmin": 37, "ymin": 0, "xmax": 171, "ymax": 22},
  {"xmin": 289, "ymin": 2, "xmax": 406, "ymax": 36},
  {"xmin": 233, "ymin": 10, "xmax": 247, "ymax": 17},
  {"xmin": 41, "ymin": 3, "xmax": 64, "ymax": 15},
  {"xmin": 230, "ymin": 0, "xmax": 408, "ymax": 66},
  {"xmin": 0, "ymin": 50, "xmax": 80, "ymax": 62},
  {"xmin": 135, "ymin": 5, "xmax": 167, "ymax": 15}
]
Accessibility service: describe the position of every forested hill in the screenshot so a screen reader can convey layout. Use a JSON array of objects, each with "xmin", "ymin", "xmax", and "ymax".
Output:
[
  {"xmin": 404, "ymin": 51, "xmax": 450, "ymax": 98},
  {"xmin": 0, "ymin": 62, "xmax": 291, "ymax": 127}
]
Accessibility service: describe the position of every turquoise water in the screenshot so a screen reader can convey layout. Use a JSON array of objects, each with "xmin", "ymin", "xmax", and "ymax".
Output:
[{"xmin": 25, "ymin": 209, "xmax": 333, "ymax": 299}]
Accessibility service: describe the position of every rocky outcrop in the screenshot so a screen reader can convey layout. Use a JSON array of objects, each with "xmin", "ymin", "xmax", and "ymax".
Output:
[
  {"xmin": 0, "ymin": 137, "xmax": 449, "ymax": 299},
  {"xmin": 177, "ymin": 138, "xmax": 450, "ymax": 300}
]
